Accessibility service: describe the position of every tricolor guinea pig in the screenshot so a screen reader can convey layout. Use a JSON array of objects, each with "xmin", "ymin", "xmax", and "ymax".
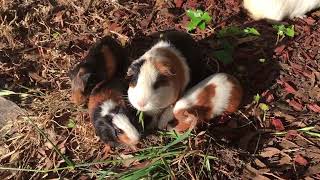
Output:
[
  {"xmin": 126, "ymin": 30, "xmax": 209, "ymax": 117},
  {"xmin": 69, "ymin": 36, "xmax": 128, "ymax": 105},
  {"xmin": 88, "ymin": 80, "xmax": 140, "ymax": 147},
  {"xmin": 171, "ymin": 73, "xmax": 243, "ymax": 133},
  {"xmin": 243, "ymin": 0, "xmax": 320, "ymax": 21}
]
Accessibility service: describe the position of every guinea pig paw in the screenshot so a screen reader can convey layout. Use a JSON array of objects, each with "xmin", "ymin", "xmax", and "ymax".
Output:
[{"xmin": 102, "ymin": 145, "xmax": 112, "ymax": 159}]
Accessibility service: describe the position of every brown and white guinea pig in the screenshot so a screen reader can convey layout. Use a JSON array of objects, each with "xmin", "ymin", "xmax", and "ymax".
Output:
[
  {"xmin": 88, "ymin": 79, "xmax": 141, "ymax": 147},
  {"xmin": 168, "ymin": 73, "xmax": 243, "ymax": 133},
  {"xmin": 68, "ymin": 36, "xmax": 128, "ymax": 105},
  {"xmin": 243, "ymin": 0, "xmax": 320, "ymax": 21},
  {"xmin": 126, "ymin": 30, "xmax": 209, "ymax": 117}
]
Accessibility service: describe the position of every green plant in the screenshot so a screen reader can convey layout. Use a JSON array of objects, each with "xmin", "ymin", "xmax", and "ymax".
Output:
[
  {"xmin": 217, "ymin": 26, "xmax": 260, "ymax": 38},
  {"xmin": 137, "ymin": 111, "xmax": 145, "ymax": 130},
  {"xmin": 243, "ymin": 27, "xmax": 260, "ymax": 36},
  {"xmin": 213, "ymin": 26, "xmax": 260, "ymax": 65},
  {"xmin": 212, "ymin": 40, "xmax": 234, "ymax": 65},
  {"xmin": 186, "ymin": 9, "xmax": 212, "ymax": 32},
  {"xmin": 253, "ymin": 94, "xmax": 261, "ymax": 104},
  {"xmin": 67, "ymin": 119, "xmax": 76, "ymax": 128},
  {"xmin": 259, "ymin": 103, "xmax": 269, "ymax": 122},
  {"xmin": 272, "ymin": 24, "xmax": 295, "ymax": 44}
]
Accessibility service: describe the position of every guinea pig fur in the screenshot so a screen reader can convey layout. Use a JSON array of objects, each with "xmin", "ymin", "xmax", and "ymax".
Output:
[
  {"xmin": 126, "ymin": 30, "xmax": 209, "ymax": 116},
  {"xmin": 88, "ymin": 80, "xmax": 140, "ymax": 147},
  {"xmin": 243, "ymin": 0, "xmax": 320, "ymax": 21},
  {"xmin": 69, "ymin": 36, "xmax": 128, "ymax": 105},
  {"xmin": 172, "ymin": 73, "xmax": 243, "ymax": 133}
]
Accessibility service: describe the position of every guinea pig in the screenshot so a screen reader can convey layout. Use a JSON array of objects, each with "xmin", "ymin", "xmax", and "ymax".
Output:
[
  {"xmin": 126, "ymin": 30, "xmax": 209, "ymax": 117},
  {"xmin": 243, "ymin": 0, "xmax": 320, "ymax": 21},
  {"xmin": 171, "ymin": 73, "xmax": 243, "ymax": 133},
  {"xmin": 88, "ymin": 79, "xmax": 141, "ymax": 147},
  {"xmin": 69, "ymin": 36, "xmax": 128, "ymax": 105}
]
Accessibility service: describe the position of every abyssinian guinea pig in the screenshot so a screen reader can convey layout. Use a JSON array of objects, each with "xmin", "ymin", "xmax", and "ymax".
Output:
[
  {"xmin": 69, "ymin": 36, "xmax": 128, "ymax": 105},
  {"xmin": 243, "ymin": 0, "xmax": 320, "ymax": 21},
  {"xmin": 168, "ymin": 73, "xmax": 243, "ymax": 133},
  {"xmin": 88, "ymin": 80, "xmax": 140, "ymax": 147},
  {"xmin": 126, "ymin": 30, "xmax": 208, "ymax": 116}
]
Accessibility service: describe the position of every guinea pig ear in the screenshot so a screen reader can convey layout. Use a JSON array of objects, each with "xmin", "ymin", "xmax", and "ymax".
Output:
[
  {"xmin": 126, "ymin": 67, "xmax": 134, "ymax": 79},
  {"xmin": 126, "ymin": 59, "xmax": 146, "ymax": 80},
  {"xmin": 154, "ymin": 62, "xmax": 175, "ymax": 77},
  {"xmin": 80, "ymin": 73, "xmax": 91, "ymax": 84}
]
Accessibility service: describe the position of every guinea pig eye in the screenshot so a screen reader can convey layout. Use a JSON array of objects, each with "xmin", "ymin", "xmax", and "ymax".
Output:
[
  {"xmin": 114, "ymin": 127, "xmax": 124, "ymax": 135},
  {"xmin": 153, "ymin": 75, "xmax": 169, "ymax": 89}
]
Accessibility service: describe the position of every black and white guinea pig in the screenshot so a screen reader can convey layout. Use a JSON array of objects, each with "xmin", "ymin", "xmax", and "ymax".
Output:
[
  {"xmin": 126, "ymin": 30, "xmax": 209, "ymax": 116},
  {"xmin": 88, "ymin": 80, "xmax": 141, "ymax": 147},
  {"xmin": 243, "ymin": 0, "xmax": 320, "ymax": 21},
  {"xmin": 161, "ymin": 73, "xmax": 243, "ymax": 133},
  {"xmin": 68, "ymin": 36, "xmax": 128, "ymax": 105}
]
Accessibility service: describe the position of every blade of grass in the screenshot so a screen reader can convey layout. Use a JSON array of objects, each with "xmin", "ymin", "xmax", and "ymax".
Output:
[
  {"xmin": 304, "ymin": 131, "xmax": 320, "ymax": 138},
  {"xmin": 298, "ymin": 127, "xmax": 315, "ymax": 132},
  {"xmin": 160, "ymin": 157, "xmax": 175, "ymax": 179},
  {"xmin": 160, "ymin": 130, "xmax": 192, "ymax": 153},
  {"xmin": 119, "ymin": 160, "xmax": 162, "ymax": 180},
  {"xmin": 22, "ymin": 116, "xmax": 75, "ymax": 168}
]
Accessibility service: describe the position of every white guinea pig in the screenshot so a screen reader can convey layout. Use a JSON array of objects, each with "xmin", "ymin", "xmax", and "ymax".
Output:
[
  {"xmin": 126, "ymin": 31, "xmax": 208, "ymax": 117},
  {"xmin": 243, "ymin": 0, "xmax": 320, "ymax": 21},
  {"xmin": 170, "ymin": 73, "xmax": 243, "ymax": 133}
]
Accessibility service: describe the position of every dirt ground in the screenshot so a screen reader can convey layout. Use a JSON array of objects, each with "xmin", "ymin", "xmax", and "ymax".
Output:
[{"xmin": 0, "ymin": 0, "xmax": 320, "ymax": 179}]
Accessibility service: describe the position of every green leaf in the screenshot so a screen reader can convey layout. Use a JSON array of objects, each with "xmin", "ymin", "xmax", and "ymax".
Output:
[
  {"xmin": 187, "ymin": 9, "xmax": 203, "ymax": 21},
  {"xmin": 285, "ymin": 25, "xmax": 295, "ymax": 37},
  {"xmin": 186, "ymin": 9, "xmax": 212, "ymax": 31},
  {"xmin": 243, "ymin": 27, "xmax": 260, "ymax": 36},
  {"xmin": 52, "ymin": 32, "xmax": 60, "ymax": 39},
  {"xmin": 259, "ymin": 103, "xmax": 269, "ymax": 111},
  {"xmin": 217, "ymin": 26, "xmax": 243, "ymax": 38},
  {"xmin": 198, "ymin": 22, "xmax": 206, "ymax": 30},
  {"xmin": 212, "ymin": 40, "xmax": 234, "ymax": 65},
  {"xmin": 201, "ymin": 12, "xmax": 212, "ymax": 23},
  {"xmin": 273, "ymin": 24, "xmax": 285, "ymax": 36},
  {"xmin": 187, "ymin": 20, "xmax": 200, "ymax": 32},
  {"xmin": 212, "ymin": 50, "xmax": 234, "ymax": 65},
  {"xmin": 194, "ymin": 9, "xmax": 204, "ymax": 18},
  {"xmin": 254, "ymin": 94, "xmax": 261, "ymax": 103},
  {"xmin": 67, "ymin": 119, "xmax": 76, "ymax": 128}
]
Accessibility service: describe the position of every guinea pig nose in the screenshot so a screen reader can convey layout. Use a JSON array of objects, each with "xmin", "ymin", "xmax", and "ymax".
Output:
[{"xmin": 137, "ymin": 100, "xmax": 146, "ymax": 107}]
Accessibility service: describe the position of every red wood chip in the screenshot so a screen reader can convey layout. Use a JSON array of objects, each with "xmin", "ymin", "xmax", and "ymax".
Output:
[
  {"xmin": 281, "ymin": 51, "xmax": 289, "ymax": 62},
  {"xmin": 307, "ymin": 103, "xmax": 320, "ymax": 113},
  {"xmin": 186, "ymin": 0, "xmax": 197, "ymax": 8},
  {"xmin": 283, "ymin": 82, "xmax": 297, "ymax": 94},
  {"xmin": 287, "ymin": 99, "xmax": 304, "ymax": 111},
  {"xmin": 274, "ymin": 45, "xmax": 286, "ymax": 55},
  {"xmin": 285, "ymin": 130, "xmax": 298, "ymax": 140},
  {"xmin": 294, "ymin": 154, "xmax": 308, "ymax": 166},
  {"xmin": 266, "ymin": 93, "xmax": 274, "ymax": 103},
  {"xmin": 175, "ymin": 0, "xmax": 184, "ymax": 8},
  {"xmin": 305, "ymin": 17, "xmax": 316, "ymax": 25},
  {"xmin": 271, "ymin": 118, "xmax": 285, "ymax": 131}
]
